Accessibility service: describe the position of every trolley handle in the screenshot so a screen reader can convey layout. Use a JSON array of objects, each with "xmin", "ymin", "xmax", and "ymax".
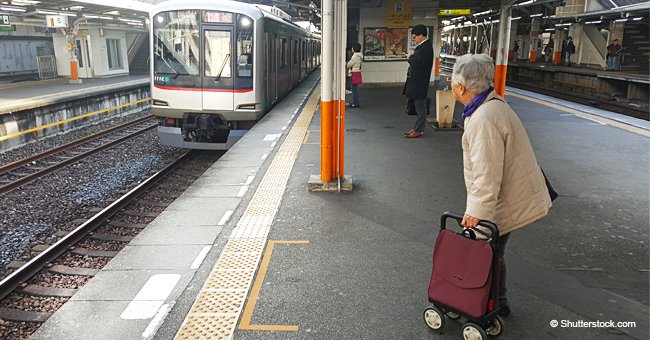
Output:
[{"xmin": 440, "ymin": 211, "xmax": 500, "ymax": 241}]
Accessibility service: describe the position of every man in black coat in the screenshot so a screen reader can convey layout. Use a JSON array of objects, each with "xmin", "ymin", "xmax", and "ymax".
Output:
[{"xmin": 403, "ymin": 24, "xmax": 433, "ymax": 138}]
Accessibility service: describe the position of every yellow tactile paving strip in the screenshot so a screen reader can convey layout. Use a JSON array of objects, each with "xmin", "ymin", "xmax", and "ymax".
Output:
[{"xmin": 174, "ymin": 85, "xmax": 321, "ymax": 340}]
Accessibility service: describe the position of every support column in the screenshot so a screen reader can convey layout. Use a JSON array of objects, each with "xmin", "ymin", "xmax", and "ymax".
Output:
[
  {"xmin": 65, "ymin": 28, "xmax": 82, "ymax": 84},
  {"xmin": 469, "ymin": 25, "xmax": 476, "ymax": 54},
  {"xmin": 494, "ymin": 5, "xmax": 511, "ymax": 97},
  {"xmin": 508, "ymin": 20, "xmax": 517, "ymax": 60},
  {"xmin": 489, "ymin": 22, "xmax": 498, "ymax": 58},
  {"xmin": 432, "ymin": 15, "xmax": 441, "ymax": 81},
  {"xmin": 333, "ymin": 0, "xmax": 346, "ymax": 180},
  {"xmin": 553, "ymin": 28, "xmax": 564, "ymax": 65},
  {"xmin": 475, "ymin": 24, "xmax": 484, "ymax": 54},
  {"xmin": 528, "ymin": 18, "xmax": 540, "ymax": 63},
  {"xmin": 320, "ymin": 0, "xmax": 334, "ymax": 183}
]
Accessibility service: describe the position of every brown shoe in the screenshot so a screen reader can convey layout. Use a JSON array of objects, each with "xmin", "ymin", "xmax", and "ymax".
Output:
[
  {"xmin": 404, "ymin": 129, "xmax": 415, "ymax": 136},
  {"xmin": 405, "ymin": 131, "xmax": 424, "ymax": 138}
]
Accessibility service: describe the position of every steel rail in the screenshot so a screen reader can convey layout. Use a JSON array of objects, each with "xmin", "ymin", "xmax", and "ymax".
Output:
[
  {"xmin": 0, "ymin": 150, "xmax": 192, "ymax": 302},
  {"xmin": 0, "ymin": 123, "xmax": 157, "ymax": 195},
  {"xmin": 0, "ymin": 116, "xmax": 154, "ymax": 177}
]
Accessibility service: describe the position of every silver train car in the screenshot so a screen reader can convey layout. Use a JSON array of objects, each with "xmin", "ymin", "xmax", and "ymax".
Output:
[{"xmin": 150, "ymin": 0, "xmax": 320, "ymax": 149}]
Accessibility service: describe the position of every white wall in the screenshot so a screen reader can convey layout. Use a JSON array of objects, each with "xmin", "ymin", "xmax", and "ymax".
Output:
[{"xmin": 359, "ymin": 5, "xmax": 437, "ymax": 84}]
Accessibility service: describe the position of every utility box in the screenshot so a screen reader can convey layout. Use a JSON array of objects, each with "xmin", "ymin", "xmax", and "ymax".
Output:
[{"xmin": 435, "ymin": 90, "xmax": 455, "ymax": 128}]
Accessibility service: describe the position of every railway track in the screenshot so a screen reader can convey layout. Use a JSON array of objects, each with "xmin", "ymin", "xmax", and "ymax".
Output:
[
  {"xmin": 0, "ymin": 150, "xmax": 222, "ymax": 339},
  {"xmin": 0, "ymin": 116, "xmax": 158, "ymax": 195}
]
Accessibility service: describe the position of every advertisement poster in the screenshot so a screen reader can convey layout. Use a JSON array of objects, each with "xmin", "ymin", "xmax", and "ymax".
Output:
[
  {"xmin": 384, "ymin": 28, "xmax": 408, "ymax": 59},
  {"xmin": 364, "ymin": 28, "xmax": 387, "ymax": 60}
]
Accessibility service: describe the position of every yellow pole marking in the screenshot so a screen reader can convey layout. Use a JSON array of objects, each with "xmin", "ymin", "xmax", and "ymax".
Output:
[
  {"xmin": 505, "ymin": 91, "xmax": 649, "ymax": 138},
  {"xmin": 0, "ymin": 98, "xmax": 152, "ymax": 142},
  {"xmin": 239, "ymin": 240, "xmax": 309, "ymax": 332}
]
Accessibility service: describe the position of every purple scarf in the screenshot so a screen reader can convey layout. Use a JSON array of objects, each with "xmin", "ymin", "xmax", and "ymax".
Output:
[{"xmin": 462, "ymin": 87, "xmax": 493, "ymax": 119}]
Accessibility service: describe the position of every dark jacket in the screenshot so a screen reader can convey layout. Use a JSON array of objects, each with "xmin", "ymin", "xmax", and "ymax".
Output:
[
  {"xmin": 403, "ymin": 39, "xmax": 433, "ymax": 99},
  {"xmin": 566, "ymin": 41, "xmax": 575, "ymax": 55}
]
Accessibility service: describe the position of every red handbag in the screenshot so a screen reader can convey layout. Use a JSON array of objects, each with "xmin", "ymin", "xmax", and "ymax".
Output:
[{"xmin": 351, "ymin": 71, "xmax": 362, "ymax": 85}]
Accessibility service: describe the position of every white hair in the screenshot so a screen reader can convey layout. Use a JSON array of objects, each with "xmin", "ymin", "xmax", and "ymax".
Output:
[{"xmin": 451, "ymin": 54, "xmax": 494, "ymax": 94}]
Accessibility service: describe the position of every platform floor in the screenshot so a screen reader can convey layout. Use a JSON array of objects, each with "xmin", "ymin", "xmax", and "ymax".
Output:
[
  {"xmin": 0, "ymin": 75, "xmax": 149, "ymax": 114},
  {"xmin": 32, "ymin": 71, "xmax": 649, "ymax": 340}
]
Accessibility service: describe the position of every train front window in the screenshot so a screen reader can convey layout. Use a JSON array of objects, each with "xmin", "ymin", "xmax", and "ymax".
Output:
[
  {"xmin": 204, "ymin": 30, "xmax": 232, "ymax": 78},
  {"xmin": 236, "ymin": 15, "xmax": 253, "ymax": 78},
  {"xmin": 153, "ymin": 10, "xmax": 200, "ymax": 76}
]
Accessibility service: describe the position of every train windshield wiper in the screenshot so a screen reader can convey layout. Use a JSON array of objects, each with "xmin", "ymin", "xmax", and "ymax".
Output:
[{"xmin": 215, "ymin": 54, "xmax": 230, "ymax": 82}]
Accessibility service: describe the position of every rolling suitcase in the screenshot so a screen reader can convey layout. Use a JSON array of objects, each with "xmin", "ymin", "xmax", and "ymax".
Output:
[{"xmin": 423, "ymin": 211, "xmax": 505, "ymax": 340}]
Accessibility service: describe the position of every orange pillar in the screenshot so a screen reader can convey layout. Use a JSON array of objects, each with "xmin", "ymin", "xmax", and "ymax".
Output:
[
  {"xmin": 434, "ymin": 57, "xmax": 440, "ymax": 77},
  {"xmin": 529, "ymin": 50, "xmax": 537, "ymax": 63},
  {"xmin": 494, "ymin": 64, "xmax": 507, "ymax": 97},
  {"xmin": 321, "ymin": 100, "xmax": 333, "ymax": 182},
  {"xmin": 70, "ymin": 60, "xmax": 78, "ymax": 81},
  {"xmin": 552, "ymin": 51, "xmax": 562, "ymax": 65}
]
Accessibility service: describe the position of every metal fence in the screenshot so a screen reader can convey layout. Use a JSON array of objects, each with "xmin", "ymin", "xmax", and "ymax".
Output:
[{"xmin": 37, "ymin": 55, "xmax": 57, "ymax": 79}]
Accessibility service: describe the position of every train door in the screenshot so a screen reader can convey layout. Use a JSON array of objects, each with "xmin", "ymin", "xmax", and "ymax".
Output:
[
  {"xmin": 202, "ymin": 26, "xmax": 234, "ymax": 111},
  {"xmin": 74, "ymin": 38, "xmax": 92, "ymax": 78}
]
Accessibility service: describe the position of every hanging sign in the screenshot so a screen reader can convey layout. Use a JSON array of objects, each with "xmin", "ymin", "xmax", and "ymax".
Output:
[
  {"xmin": 0, "ymin": 14, "xmax": 10, "ymax": 26},
  {"xmin": 46, "ymin": 15, "xmax": 68, "ymax": 28},
  {"xmin": 385, "ymin": 0, "xmax": 412, "ymax": 27},
  {"xmin": 438, "ymin": 9, "xmax": 471, "ymax": 16}
]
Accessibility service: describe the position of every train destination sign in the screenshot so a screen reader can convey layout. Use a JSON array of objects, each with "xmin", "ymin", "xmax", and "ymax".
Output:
[
  {"xmin": 1, "ymin": 14, "xmax": 10, "ymax": 26},
  {"xmin": 438, "ymin": 9, "xmax": 471, "ymax": 16}
]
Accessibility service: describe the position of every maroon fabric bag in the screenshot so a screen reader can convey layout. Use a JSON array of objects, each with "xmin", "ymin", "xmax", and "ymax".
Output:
[
  {"xmin": 427, "ymin": 229, "xmax": 494, "ymax": 318},
  {"xmin": 351, "ymin": 71, "xmax": 362, "ymax": 85}
]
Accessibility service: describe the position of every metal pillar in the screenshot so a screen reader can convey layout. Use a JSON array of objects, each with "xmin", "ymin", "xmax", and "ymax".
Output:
[
  {"xmin": 494, "ymin": 5, "xmax": 511, "ymax": 97},
  {"xmin": 553, "ymin": 28, "xmax": 565, "ymax": 65},
  {"xmin": 469, "ymin": 25, "xmax": 476, "ymax": 54},
  {"xmin": 320, "ymin": 0, "xmax": 346, "ymax": 188},
  {"xmin": 528, "ymin": 18, "xmax": 540, "ymax": 63}
]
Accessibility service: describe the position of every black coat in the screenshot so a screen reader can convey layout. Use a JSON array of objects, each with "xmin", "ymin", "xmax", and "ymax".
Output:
[{"xmin": 403, "ymin": 39, "xmax": 433, "ymax": 99}]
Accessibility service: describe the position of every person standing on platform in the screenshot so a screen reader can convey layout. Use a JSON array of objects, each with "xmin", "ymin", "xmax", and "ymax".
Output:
[
  {"xmin": 346, "ymin": 43, "xmax": 363, "ymax": 108},
  {"xmin": 513, "ymin": 41, "xmax": 520, "ymax": 59},
  {"xmin": 450, "ymin": 53, "xmax": 552, "ymax": 316},
  {"xmin": 565, "ymin": 36, "xmax": 576, "ymax": 66},
  {"xmin": 606, "ymin": 39, "xmax": 622, "ymax": 71},
  {"xmin": 403, "ymin": 24, "xmax": 433, "ymax": 138}
]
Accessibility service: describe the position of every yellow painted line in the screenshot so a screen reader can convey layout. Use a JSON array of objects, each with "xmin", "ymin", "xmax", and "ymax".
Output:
[
  {"xmin": 238, "ymin": 240, "xmax": 309, "ymax": 332},
  {"xmin": 302, "ymin": 130, "xmax": 310, "ymax": 144},
  {"xmin": 505, "ymin": 91, "xmax": 649, "ymax": 138},
  {"xmin": 0, "ymin": 98, "xmax": 152, "ymax": 142}
]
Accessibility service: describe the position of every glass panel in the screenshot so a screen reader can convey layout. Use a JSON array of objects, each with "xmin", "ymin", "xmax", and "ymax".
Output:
[
  {"xmin": 153, "ymin": 10, "xmax": 200, "ymax": 76},
  {"xmin": 75, "ymin": 40, "xmax": 83, "ymax": 67},
  {"xmin": 205, "ymin": 30, "xmax": 231, "ymax": 78},
  {"xmin": 236, "ymin": 15, "xmax": 253, "ymax": 77},
  {"xmin": 106, "ymin": 39, "xmax": 123, "ymax": 69}
]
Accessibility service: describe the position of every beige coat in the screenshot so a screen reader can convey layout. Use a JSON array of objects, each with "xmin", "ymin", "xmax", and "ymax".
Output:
[
  {"xmin": 347, "ymin": 52, "xmax": 363, "ymax": 74},
  {"xmin": 462, "ymin": 91, "xmax": 551, "ymax": 235}
]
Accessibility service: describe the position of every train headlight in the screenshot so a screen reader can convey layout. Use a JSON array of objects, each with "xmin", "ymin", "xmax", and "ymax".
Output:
[
  {"xmin": 156, "ymin": 15, "xmax": 164, "ymax": 24},
  {"xmin": 241, "ymin": 17, "xmax": 251, "ymax": 27}
]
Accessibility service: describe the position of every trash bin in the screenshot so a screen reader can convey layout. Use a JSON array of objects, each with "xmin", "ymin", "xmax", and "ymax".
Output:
[{"xmin": 436, "ymin": 90, "xmax": 455, "ymax": 128}]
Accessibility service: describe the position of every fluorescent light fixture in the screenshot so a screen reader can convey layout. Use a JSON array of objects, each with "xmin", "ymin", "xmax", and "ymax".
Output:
[
  {"xmin": 83, "ymin": 14, "xmax": 99, "ymax": 18},
  {"xmin": 12, "ymin": 0, "xmax": 40, "ymax": 4},
  {"xmin": 104, "ymin": 10, "xmax": 120, "ymax": 15},
  {"xmin": 614, "ymin": 18, "xmax": 628, "ymax": 22},
  {"xmin": 544, "ymin": 28, "xmax": 555, "ymax": 31},
  {"xmin": 585, "ymin": 20, "xmax": 602, "ymax": 24},
  {"xmin": 37, "ymin": 10, "xmax": 76, "ymax": 17},
  {"xmin": 473, "ymin": 10, "xmax": 491, "ymax": 17},
  {"xmin": 530, "ymin": 13, "xmax": 543, "ymax": 17},
  {"xmin": 118, "ymin": 17, "xmax": 140, "ymax": 23},
  {"xmin": 99, "ymin": 16, "xmax": 113, "ymax": 20},
  {"xmin": 518, "ymin": 0, "xmax": 535, "ymax": 5},
  {"xmin": 555, "ymin": 23, "xmax": 571, "ymax": 26},
  {"xmin": 632, "ymin": 17, "xmax": 643, "ymax": 21},
  {"xmin": 0, "ymin": 6, "xmax": 26, "ymax": 12},
  {"xmin": 126, "ymin": 21, "xmax": 143, "ymax": 25},
  {"xmin": 69, "ymin": 6, "xmax": 84, "ymax": 10},
  {"xmin": 510, "ymin": 16, "xmax": 522, "ymax": 20}
]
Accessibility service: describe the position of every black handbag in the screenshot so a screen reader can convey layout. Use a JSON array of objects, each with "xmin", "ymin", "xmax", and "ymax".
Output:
[{"xmin": 540, "ymin": 167, "xmax": 558, "ymax": 202}]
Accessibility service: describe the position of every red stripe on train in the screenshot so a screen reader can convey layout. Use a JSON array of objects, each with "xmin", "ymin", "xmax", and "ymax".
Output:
[{"xmin": 154, "ymin": 85, "xmax": 253, "ymax": 93}]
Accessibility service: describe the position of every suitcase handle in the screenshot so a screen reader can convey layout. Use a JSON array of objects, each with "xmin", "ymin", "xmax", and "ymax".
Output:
[{"xmin": 440, "ymin": 211, "xmax": 500, "ymax": 241}]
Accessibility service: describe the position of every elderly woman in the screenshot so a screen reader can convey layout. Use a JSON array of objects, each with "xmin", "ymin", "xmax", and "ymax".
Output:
[
  {"xmin": 451, "ymin": 54, "xmax": 552, "ymax": 316},
  {"xmin": 346, "ymin": 42, "xmax": 363, "ymax": 108}
]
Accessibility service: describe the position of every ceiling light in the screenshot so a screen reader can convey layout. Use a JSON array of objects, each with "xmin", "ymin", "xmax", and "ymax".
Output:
[
  {"xmin": 0, "ymin": 6, "xmax": 26, "ymax": 12},
  {"xmin": 530, "ymin": 13, "xmax": 543, "ymax": 17}
]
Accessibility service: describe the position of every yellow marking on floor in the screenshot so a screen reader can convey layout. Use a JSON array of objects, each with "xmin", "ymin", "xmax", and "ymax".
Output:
[
  {"xmin": 506, "ymin": 91, "xmax": 649, "ymax": 137},
  {"xmin": 0, "ymin": 98, "xmax": 152, "ymax": 142},
  {"xmin": 174, "ymin": 84, "xmax": 321, "ymax": 340},
  {"xmin": 302, "ymin": 130, "xmax": 310, "ymax": 144},
  {"xmin": 238, "ymin": 240, "xmax": 309, "ymax": 332}
]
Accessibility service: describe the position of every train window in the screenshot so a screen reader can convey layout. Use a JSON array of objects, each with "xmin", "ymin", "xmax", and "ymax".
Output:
[
  {"xmin": 204, "ymin": 30, "xmax": 231, "ymax": 78},
  {"xmin": 236, "ymin": 15, "xmax": 253, "ymax": 77},
  {"xmin": 293, "ymin": 40, "xmax": 298, "ymax": 64},
  {"xmin": 203, "ymin": 11, "xmax": 233, "ymax": 23},
  {"xmin": 281, "ymin": 38, "xmax": 287, "ymax": 69},
  {"xmin": 106, "ymin": 39, "xmax": 123, "ymax": 69},
  {"xmin": 153, "ymin": 10, "xmax": 200, "ymax": 76}
]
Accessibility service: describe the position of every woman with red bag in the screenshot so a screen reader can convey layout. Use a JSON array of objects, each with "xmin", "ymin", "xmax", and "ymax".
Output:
[{"xmin": 346, "ymin": 43, "xmax": 363, "ymax": 108}]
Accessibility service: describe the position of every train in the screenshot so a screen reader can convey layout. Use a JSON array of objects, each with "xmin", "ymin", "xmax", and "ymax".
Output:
[{"xmin": 150, "ymin": 0, "xmax": 321, "ymax": 149}]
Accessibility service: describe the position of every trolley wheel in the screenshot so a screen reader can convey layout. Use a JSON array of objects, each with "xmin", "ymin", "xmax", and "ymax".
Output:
[
  {"xmin": 446, "ymin": 311, "xmax": 461, "ymax": 320},
  {"xmin": 423, "ymin": 306, "xmax": 445, "ymax": 331},
  {"xmin": 462, "ymin": 322, "xmax": 487, "ymax": 340},
  {"xmin": 486, "ymin": 315, "xmax": 504, "ymax": 336}
]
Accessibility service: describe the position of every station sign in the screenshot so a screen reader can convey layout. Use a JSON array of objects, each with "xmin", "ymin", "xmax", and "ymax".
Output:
[
  {"xmin": 1, "ymin": 14, "xmax": 10, "ymax": 26},
  {"xmin": 46, "ymin": 15, "xmax": 68, "ymax": 28},
  {"xmin": 438, "ymin": 9, "xmax": 471, "ymax": 16}
]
